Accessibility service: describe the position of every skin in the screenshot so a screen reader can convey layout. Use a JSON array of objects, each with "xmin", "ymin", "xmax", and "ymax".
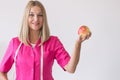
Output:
[
  {"xmin": 0, "ymin": 6, "xmax": 91, "ymax": 80},
  {"xmin": 0, "ymin": 72, "xmax": 8, "ymax": 80},
  {"xmin": 64, "ymin": 32, "xmax": 91, "ymax": 73},
  {"xmin": 28, "ymin": 6, "xmax": 44, "ymax": 44}
]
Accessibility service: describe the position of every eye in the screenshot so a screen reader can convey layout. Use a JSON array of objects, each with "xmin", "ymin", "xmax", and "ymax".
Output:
[
  {"xmin": 29, "ymin": 14, "xmax": 34, "ymax": 17},
  {"xmin": 38, "ymin": 14, "xmax": 43, "ymax": 17}
]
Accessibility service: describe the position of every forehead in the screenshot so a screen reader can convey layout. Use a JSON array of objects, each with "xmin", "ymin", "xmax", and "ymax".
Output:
[{"xmin": 30, "ymin": 6, "xmax": 42, "ymax": 13}]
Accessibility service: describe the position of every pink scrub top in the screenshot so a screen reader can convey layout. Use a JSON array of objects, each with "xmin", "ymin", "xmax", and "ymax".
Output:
[{"xmin": 0, "ymin": 36, "xmax": 70, "ymax": 80}]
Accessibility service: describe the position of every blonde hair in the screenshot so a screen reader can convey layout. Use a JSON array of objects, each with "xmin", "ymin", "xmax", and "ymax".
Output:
[{"xmin": 19, "ymin": 0, "xmax": 50, "ymax": 45}]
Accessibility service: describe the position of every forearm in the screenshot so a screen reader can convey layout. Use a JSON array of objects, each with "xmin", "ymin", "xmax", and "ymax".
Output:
[
  {"xmin": 65, "ymin": 26, "xmax": 91, "ymax": 73},
  {"xmin": 65, "ymin": 40, "xmax": 82, "ymax": 73},
  {"xmin": 0, "ymin": 72, "xmax": 8, "ymax": 80}
]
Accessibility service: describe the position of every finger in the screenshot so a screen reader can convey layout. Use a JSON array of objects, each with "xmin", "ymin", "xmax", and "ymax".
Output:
[
  {"xmin": 86, "ymin": 32, "xmax": 92, "ymax": 39},
  {"xmin": 89, "ymin": 31, "xmax": 92, "ymax": 37}
]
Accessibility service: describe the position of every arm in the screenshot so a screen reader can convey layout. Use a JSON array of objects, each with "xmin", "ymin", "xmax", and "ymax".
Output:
[
  {"xmin": 0, "ymin": 72, "xmax": 8, "ymax": 80},
  {"xmin": 0, "ymin": 39, "xmax": 15, "ymax": 80},
  {"xmin": 64, "ymin": 32, "xmax": 91, "ymax": 73}
]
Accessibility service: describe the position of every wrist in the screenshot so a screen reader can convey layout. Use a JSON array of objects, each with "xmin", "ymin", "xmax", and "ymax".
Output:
[
  {"xmin": 75, "ymin": 40, "xmax": 82, "ymax": 47},
  {"xmin": 76, "ymin": 39, "xmax": 82, "ymax": 45}
]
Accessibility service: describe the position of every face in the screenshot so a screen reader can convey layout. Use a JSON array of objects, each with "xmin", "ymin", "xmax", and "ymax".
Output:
[{"xmin": 28, "ymin": 6, "xmax": 43, "ymax": 32}]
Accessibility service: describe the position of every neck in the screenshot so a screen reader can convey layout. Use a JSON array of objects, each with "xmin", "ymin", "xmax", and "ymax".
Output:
[{"xmin": 29, "ymin": 30, "xmax": 41, "ymax": 44}]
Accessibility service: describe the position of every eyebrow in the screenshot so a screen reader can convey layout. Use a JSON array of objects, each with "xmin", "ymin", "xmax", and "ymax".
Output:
[{"xmin": 29, "ymin": 12, "xmax": 43, "ymax": 15}]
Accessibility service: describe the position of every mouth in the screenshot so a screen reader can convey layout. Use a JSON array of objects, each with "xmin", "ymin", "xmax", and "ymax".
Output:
[{"xmin": 32, "ymin": 23, "xmax": 40, "ymax": 26}]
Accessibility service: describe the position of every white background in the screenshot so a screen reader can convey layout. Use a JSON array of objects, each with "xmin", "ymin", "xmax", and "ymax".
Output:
[{"xmin": 0, "ymin": 0, "xmax": 120, "ymax": 80}]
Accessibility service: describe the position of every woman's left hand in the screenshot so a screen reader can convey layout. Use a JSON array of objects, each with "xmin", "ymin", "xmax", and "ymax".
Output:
[{"xmin": 78, "ymin": 31, "xmax": 92, "ymax": 43}]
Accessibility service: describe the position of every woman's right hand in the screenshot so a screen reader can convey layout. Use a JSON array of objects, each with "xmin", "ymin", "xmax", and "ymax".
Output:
[{"xmin": 0, "ymin": 72, "xmax": 8, "ymax": 80}]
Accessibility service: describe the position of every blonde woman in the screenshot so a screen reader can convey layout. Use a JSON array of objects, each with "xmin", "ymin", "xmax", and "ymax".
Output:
[{"xmin": 0, "ymin": 0, "xmax": 91, "ymax": 80}]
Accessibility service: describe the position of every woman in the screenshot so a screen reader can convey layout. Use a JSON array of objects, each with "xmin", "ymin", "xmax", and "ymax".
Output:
[{"xmin": 0, "ymin": 0, "xmax": 91, "ymax": 80}]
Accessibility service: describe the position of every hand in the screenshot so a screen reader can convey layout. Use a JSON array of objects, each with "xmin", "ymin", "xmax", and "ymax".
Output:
[
  {"xmin": 78, "ymin": 31, "xmax": 92, "ymax": 43},
  {"xmin": 0, "ymin": 72, "xmax": 8, "ymax": 80},
  {"xmin": 77, "ymin": 25, "xmax": 92, "ymax": 43}
]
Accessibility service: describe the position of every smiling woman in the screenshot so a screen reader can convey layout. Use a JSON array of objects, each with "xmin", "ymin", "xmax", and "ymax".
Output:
[
  {"xmin": 19, "ymin": 0, "xmax": 50, "ymax": 45},
  {"xmin": 0, "ymin": 0, "xmax": 91, "ymax": 80},
  {"xmin": 28, "ymin": 6, "xmax": 43, "ymax": 31},
  {"xmin": 28, "ymin": 6, "xmax": 44, "ymax": 44}
]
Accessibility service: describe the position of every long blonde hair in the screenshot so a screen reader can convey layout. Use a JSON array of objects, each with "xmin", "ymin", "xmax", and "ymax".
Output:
[{"xmin": 19, "ymin": 0, "xmax": 50, "ymax": 45}]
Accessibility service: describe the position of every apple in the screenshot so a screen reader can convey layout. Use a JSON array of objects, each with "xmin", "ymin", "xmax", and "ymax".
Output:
[{"xmin": 78, "ymin": 25, "xmax": 90, "ymax": 38}]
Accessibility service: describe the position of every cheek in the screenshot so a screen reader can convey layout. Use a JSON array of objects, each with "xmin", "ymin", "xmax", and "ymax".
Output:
[
  {"xmin": 39, "ymin": 18, "xmax": 44, "ymax": 24},
  {"xmin": 28, "ymin": 18, "xmax": 32, "ymax": 24}
]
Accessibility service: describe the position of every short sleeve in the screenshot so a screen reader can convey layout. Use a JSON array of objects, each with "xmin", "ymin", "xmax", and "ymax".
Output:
[
  {"xmin": 0, "ymin": 39, "xmax": 14, "ymax": 73},
  {"xmin": 54, "ymin": 37, "xmax": 71, "ymax": 70}
]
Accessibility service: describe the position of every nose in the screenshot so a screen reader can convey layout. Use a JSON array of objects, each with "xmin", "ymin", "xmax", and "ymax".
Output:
[{"xmin": 34, "ymin": 15, "xmax": 38, "ymax": 22}]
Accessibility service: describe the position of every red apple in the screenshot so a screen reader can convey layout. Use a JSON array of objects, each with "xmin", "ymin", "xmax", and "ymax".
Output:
[{"xmin": 78, "ymin": 25, "xmax": 90, "ymax": 38}]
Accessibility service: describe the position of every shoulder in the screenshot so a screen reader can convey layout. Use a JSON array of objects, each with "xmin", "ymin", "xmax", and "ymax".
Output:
[
  {"xmin": 44, "ymin": 35, "xmax": 63, "ymax": 46},
  {"xmin": 11, "ymin": 37, "xmax": 20, "ymax": 44},
  {"xmin": 44, "ymin": 35, "xmax": 64, "ymax": 50},
  {"xmin": 6, "ymin": 37, "xmax": 21, "ymax": 53},
  {"xmin": 48, "ymin": 35, "xmax": 60, "ymax": 42},
  {"xmin": 44, "ymin": 35, "xmax": 60, "ymax": 44},
  {"xmin": 9, "ymin": 37, "xmax": 21, "ymax": 48}
]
